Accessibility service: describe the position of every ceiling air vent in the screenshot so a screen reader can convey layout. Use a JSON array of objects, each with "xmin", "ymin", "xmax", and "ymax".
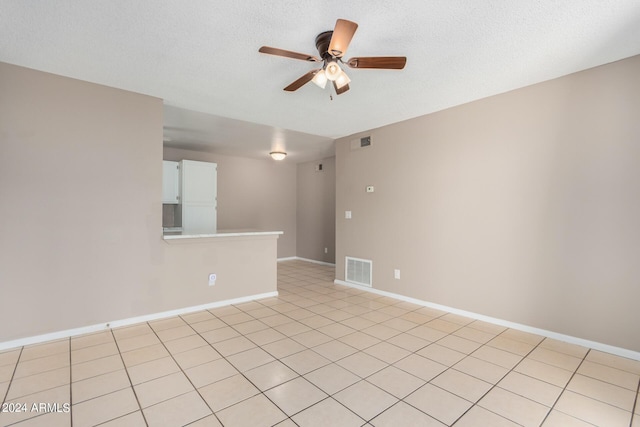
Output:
[{"xmin": 345, "ymin": 256, "xmax": 372, "ymax": 287}]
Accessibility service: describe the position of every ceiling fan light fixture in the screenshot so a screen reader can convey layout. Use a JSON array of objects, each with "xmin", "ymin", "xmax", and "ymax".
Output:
[
  {"xmin": 258, "ymin": 19, "xmax": 405, "ymax": 95},
  {"xmin": 335, "ymin": 70, "xmax": 351, "ymax": 89},
  {"xmin": 270, "ymin": 151, "xmax": 287, "ymax": 161},
  {"xmin": 325, "ymin": 61, "xmax": 342, "ymax": 81},
  {"xmin": 311, "ymin": 70, "xmax": 328, "ymax": 88}
]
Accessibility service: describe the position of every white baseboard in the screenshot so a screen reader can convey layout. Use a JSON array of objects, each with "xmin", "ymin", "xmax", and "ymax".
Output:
[
  {"xmin": 0, "ymin": 291, "xmax": 278, "ymax": 352},
  {"xmin": 334, "ymin": 279, "xmax": 640, "ymax": 361},
  {"xmin": 278, "ymin": 256, "xmax": 336, "ymax": 267},
  {"xmin": 295, "ymin": 257, "xmax": 336, "ymax": 266}
]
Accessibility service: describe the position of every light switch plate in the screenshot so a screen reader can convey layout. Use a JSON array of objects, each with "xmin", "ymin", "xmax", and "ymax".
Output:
[{"xmin": 345, "ymin": 211, "xmax": 352, "ymax": 219}]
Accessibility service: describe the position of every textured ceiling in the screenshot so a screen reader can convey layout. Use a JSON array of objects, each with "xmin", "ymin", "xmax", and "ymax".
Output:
[{"xmin": 2, "ymin": 1, "xmax": 640, "ymax": 159}]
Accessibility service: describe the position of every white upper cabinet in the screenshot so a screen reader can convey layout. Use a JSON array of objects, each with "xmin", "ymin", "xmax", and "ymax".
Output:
[{"xmin": 162, "ymin": 161, "xmax": 180, "ymax": 204}]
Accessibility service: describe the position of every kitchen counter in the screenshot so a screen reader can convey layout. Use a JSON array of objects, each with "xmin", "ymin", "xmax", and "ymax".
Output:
[
  {"xmin": 158, "ymin": 228, "xmax": 280, "ymax": 310},
  {"xmin": 163, "ymin": 229, "xmax": 283, "ymax": 242}
]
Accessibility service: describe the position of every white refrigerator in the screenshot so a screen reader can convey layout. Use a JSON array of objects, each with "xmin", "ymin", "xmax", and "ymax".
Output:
[{"xmin": 180, "ymin": 160, "xmax": 217, "ymax": 233}]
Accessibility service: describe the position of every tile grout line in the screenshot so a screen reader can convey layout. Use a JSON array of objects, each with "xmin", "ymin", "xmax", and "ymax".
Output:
[
  {"xmin": 58, "ymin": 283, "xmax": 390, "ymax": 424},
  {"xmin": 109, "ymin": 328, "xmax": 150, "ymax": 427},
  {"xmin": 629, "ymin": 376, "xmax": 640, "ymax": 427},
  {"xmin": 390, "ymin": 314, "xmax": 588, "ymax": 425},
  {"xmin": 2, "ymin": 342, "xmax": 71, "ymax": 427},
  {"xmin": 538, "ymin": 347, "xmax": 591, "ymax": 426},
  {"xmin": 239, "ymin": 274, "xmax": 384, "ymax": 423},
  {"xmin": 325, "ymin": 278, "xmax": 472, "ymax": 423},
  {"xmin": 204, "ymin": 291, "xmax": 335, "ymax": 425},
  {"xmin": 319, "ymin": 271, "xmax": 640, "ymax": 378},
  {"xmin": 382, "ymin": 321, "xmax": 517, "ymax": 426},
  {"xmin": 276, "ymin": 277, "xmax": 449, "ymax": 424},
  {"xmin": 273, "ymin": 283, "xmax": 391, "ymax": 424},
  {"xmin": 446, "ymin": 328, "xmax": 549, "ymax": 426},
  {"xmin": 195, "ymin": 305, "xmax": 297, "ymax": 424},
  {"xmin": 329, "ymin": 284, "xmax": 633, "ymax": 426},
  {"xmin": 68, "ymin": 337, "xmax": 73, "ymax": 427},
  {"xmin": 0, "ymin": 347, "xmax": 25, "ymax": 427},
  {"xmin": 542, "ymin": 349, "xmax": 640, "ymax": 422},
  {"xmin": 205, "ymin": 302, "xmax": 310, "ymax": 425},
  {"xmin": 188, "ymin": 295, "xmax": 339, "ymax": 425},
  {"xmin": 304, "ymin": 395, "xmax": 367, "ymax": 425},
  {"xmin": 142, "ymin": 320, "xmax": 224, "ymax": 426},
  {"xmin": 131, "ymin": 269, "xmax": 627, "ymax": 427},
  {"xmin": 281, "ymin": 271, "xmax": 456, "ymax": 423},
  {"xmin": 229, "ymin": 287, "xmax": 348, "ymax": 425},
  {"xmin": 0, "ymin": 347, "xmax": 23, "ymax": 407}
]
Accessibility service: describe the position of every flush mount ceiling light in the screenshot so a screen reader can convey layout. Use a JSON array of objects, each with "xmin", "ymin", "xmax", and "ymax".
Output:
[
  {"xmin": 270, "ymin": 151, "xmax": 287, "ymax": 160},
  {"xmin": 259, "ymin": 19, "xmax": 406, "ymax": 96}
]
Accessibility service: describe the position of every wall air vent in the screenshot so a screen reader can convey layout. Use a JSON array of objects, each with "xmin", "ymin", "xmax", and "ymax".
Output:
[
  {"xmin": 350, "ymin": 135, "xmax": 372, "ymax": 150},
  {"xmin": 345, "ymin": 256, "xmax": 372, "ymax": 287}
]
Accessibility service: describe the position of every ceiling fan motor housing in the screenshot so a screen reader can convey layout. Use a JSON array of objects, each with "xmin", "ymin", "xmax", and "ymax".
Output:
[{"xmin": 315, "ymin": 31, "xmax": 335, "ymax": 61}]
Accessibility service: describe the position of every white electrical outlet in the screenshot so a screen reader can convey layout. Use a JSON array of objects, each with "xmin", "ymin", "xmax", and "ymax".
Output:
[
  {"xmin": 394, "ymin": 269, "xmax": 401, "ymax": 279},
  {"xmin": 324, "ymin": 247, "xmax": 328, "ymax": 254},
  {"xmin": 366, "ymin": 186, "xmax": 374, "ymax": 193},
  {"xmin": 208, "ymin": 273, "xmax": 217, "ymax": 286},
  {"xmin": 345, "ymin": 210, "xmax": 352, "ymax": 219}
]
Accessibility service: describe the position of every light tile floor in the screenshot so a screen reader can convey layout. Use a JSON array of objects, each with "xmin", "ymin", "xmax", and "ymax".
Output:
[{"xmin": 1, "ymin": 260, "xmax": 639, "ymax": 426}]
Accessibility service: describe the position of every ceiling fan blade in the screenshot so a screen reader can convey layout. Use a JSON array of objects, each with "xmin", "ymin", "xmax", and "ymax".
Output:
[
  {"xmin": 333, "ymin": 81, "xmax": 350, "ymax": 95},
  {"xmin": 346, "ymin": 56, "xmax": 407, "ymax": 69},
  {"xmin": 284, "ymin": 70, "xmax": 319, "ymax": 91},
  {"xmin": 259, "ymin": 46, "xmax": 320, "ymax": 62},
  {"xmin": 328, "ymin": 19, "xmax": 358, "ymax": 58}
]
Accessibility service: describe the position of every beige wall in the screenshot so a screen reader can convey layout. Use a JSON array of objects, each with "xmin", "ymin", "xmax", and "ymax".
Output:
[
  {"xmin": 336, "ymin": 55, "xmax": 640, "ymax": 352},
  {"xmin": 163, "ymin": 147, "xmax": 297, "ymax": 258},
  {"xmin": 296, "ymin": 157, "xmax": 336, "ymax": 263},
  {"xmin": 0, "ymin": 63, "xmax": 277, "ymax": 343}
]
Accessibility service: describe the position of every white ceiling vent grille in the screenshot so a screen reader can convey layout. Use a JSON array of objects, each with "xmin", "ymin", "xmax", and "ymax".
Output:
[{"xmin": 345, "ymin": 257, "xmax": 372, "ymax": 287}]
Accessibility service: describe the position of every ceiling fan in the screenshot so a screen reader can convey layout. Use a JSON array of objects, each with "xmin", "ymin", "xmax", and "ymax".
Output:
[{"xmin": 259, "ymin": 19, "xmax": 406, "ymax": 95}]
